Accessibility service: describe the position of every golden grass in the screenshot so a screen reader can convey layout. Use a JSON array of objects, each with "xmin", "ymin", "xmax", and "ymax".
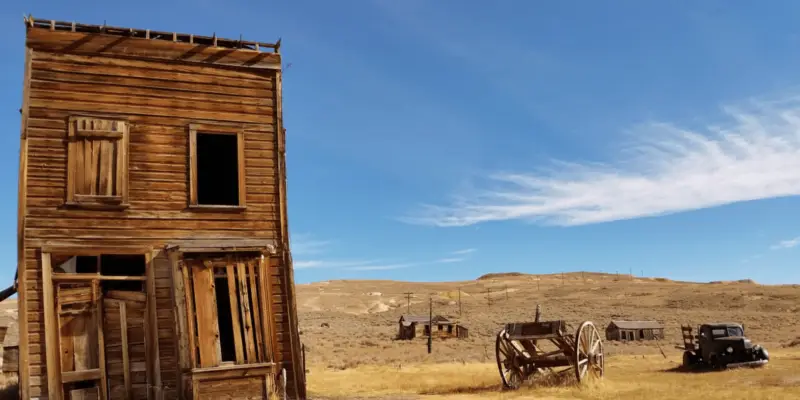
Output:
[{"xmin": 308, "ymin": 350, "xmax": 800, "ymax": 399}]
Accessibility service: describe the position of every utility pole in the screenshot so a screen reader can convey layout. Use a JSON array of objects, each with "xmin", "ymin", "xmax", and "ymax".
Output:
[
  {"xmin": 487, "ymin": 287, "xmax": 491, "ymax": 306},
  {"xmin": 630, "ymin": 267, "xmax": 633, "ymax": 280},
  {"xmin": 404, "ymin": 292, "xmax": 413, "ymax": 313},
  {"xmin": 505, "ymin": 285, "xmax": 509, "ymax": 301},
  {"xmin": 562, "ymin": 272, "xmax": 565, "ymax": 285},
  {"xmin": 427, "ymin": 297, "xmax": 432, "ymax": 354},
  {"xmin": 537, "ymin": 279, "xmax": 540, "ymax": 291},
  {"xmin": 458, "ymin": 287, "xmax": 462, "ymax": 316}
]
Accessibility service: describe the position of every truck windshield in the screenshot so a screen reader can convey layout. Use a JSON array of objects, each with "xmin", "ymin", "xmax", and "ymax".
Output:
[{"xmin": 727, "ymin": 326, "xmax": 743, "ymax": 336}]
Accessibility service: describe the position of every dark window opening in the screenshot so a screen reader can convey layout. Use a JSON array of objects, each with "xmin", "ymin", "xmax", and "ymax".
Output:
[
  {"xmin": 215, "ymin": 275, "xmax": 236, "ymax": 362},
  {"xmin": 639, "ymin": 330, "xmax": 645, "ymax": 339},
  {"xmin": 197, "ymin": 133, "xmax": 239, "ymax": 206},
  {"xmin": 100, "ymin": 254, "xmax": 146, "ymax": 292}
]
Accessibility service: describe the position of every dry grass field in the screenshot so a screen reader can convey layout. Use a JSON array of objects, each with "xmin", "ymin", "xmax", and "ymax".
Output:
[{"xmin": 297, "ymin": 272, "xmax": 800, "ymax": 399}]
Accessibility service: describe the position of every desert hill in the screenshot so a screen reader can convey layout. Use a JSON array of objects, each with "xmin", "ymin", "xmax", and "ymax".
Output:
[{"xmin": 296, "ymin": 272, "xmax": 800, "ymax": 370}]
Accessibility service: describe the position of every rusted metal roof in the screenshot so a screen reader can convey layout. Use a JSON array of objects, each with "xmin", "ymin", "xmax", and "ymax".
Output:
[{"xmin": 608, "ymin": 320, "xmax": 663, "ymax": 330}]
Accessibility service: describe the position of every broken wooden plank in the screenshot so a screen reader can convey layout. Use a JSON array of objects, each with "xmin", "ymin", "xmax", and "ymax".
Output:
[
  {"xmin": 236, "ymin": 261, "xmax": 256, "ymax": 362},
  {"xmin": 182, "ymin": 263, "xmax": 197, "ymax": 368},
  {"xmin": 248, "ymin": 261, "xmax": 264, "ymax": 361},
  {"xmin": 61, "ymin": 368, "xmax": 101, "ymax": 383},
  {"xmin": 120, "ymin": 301, "xmax": 132, "ymax": 400},
  {"xmin": 226, "ymin": 264, "xmax": 244, "ymax": 364},
  {"xmin": 191, "ymin": 263, "xmax": 220, "ymax": 367}
]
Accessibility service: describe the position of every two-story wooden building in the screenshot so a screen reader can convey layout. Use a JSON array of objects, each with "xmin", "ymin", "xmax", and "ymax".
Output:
[{"xmin": 15, "ymin": 16, "xmax": 305, "ymax": 399}]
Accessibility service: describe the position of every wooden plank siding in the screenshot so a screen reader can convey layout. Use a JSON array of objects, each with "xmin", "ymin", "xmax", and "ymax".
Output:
[{"xmin": 19, "ymin": 25, "xmax": 302, "ymax": 399}]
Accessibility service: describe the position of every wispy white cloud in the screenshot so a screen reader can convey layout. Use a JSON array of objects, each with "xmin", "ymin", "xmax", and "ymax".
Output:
[
  {"xmin": 771, "ymin": 237, "xmax": 800, "ymax": 250},
  {"xmin": 346, "ymin": 263, "xmax": 418, "ymax": 271},
  {"xmin": 436, "ymin": 257, "xmax": 465, "ymax": 264},
  {"xmin": 294, "ymin": 260, "xmax": 380, "ymax": 270},
  {"xmin": 402, "ymin": 97, "xmax": 800, "ymax": 227},
  {"xmin": 451, "ymin": 248, "xmax": 476, "ymax": 255},
  {"xmin": 293, "ymin": 236, "xmax": 472, "ymax": 271},
  {"xmin": 291, "ymin": 233, "xmax": 332, "ymax": 256}
]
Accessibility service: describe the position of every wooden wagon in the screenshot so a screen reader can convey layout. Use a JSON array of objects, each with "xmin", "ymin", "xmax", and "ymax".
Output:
[{"xmin": 495, "ymin": 318, "xmax": 604, "ymax": 390}]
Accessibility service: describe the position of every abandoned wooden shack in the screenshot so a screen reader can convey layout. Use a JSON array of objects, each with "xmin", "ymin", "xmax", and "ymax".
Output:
[
  {"xmin": 397, "ymin": 315, "xmax": 468, "ymax": 340},
  {"xmin": 0, "ymin": 321, "xmax": 20, "ymax": 378},
  {"xmin": 15, "ymin": 16, "xmax": 305, "ymax": 399},
  {"xmin": 605, "ymin": 320, "xmax": 664, "ymax": 341}
]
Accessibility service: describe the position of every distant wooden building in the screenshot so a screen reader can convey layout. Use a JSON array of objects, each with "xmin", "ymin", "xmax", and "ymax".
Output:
[
  {"xmin": 606, "ymin": 320, "xmax": 664, "ymax": 341},
  {"xmin": 0, "ymin": 322, "xmax": 19, "ymax": 377},
  {"xmin": 397, "ymin": 315, "xmax": 469, "ymax": 340},
  {"xmin": 15, "ymin": 16, "xmax": 304, "ymax": 400}
]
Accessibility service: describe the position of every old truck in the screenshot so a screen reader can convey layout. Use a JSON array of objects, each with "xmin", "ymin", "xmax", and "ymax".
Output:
[{"xmin": 679, "ymin": 322, "xmax": 769, "ymax": 369}]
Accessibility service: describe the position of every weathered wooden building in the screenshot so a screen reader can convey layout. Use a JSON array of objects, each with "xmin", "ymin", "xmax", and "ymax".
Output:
[
  {"xmin": 605, "ymin": 320, "xmax": 664, "ymax": 341},
  {"xmin": 15, "ymin": 16, "xmax": 304, "ymax": 399},
  {"xmin": 397, "ymin": 315, "xmax": 468, "ymax": 340}
]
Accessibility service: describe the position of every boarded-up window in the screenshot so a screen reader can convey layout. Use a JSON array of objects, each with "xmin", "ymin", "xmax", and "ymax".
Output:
[
  {"xmin": 182, "ymin": 256, "xmax": 273, "ymax": 368},
  {"xmin": 188, "ymin": 124, "xmax": 246, "ymax": 209},
  {"xmin": 66, "ymin": 116, "xmax": 129, "ymax": 207}
]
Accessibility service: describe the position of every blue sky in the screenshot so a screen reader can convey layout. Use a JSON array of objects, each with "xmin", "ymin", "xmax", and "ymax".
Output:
[{"xmin": 4, "ymin": 1, "xmax": 800, "ymax": 286}]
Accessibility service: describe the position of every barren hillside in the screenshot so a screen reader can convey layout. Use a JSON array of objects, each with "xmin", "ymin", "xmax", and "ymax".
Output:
[{"xmin": 296, "ymin": 272, "xmax": 800, "ymax": 370}]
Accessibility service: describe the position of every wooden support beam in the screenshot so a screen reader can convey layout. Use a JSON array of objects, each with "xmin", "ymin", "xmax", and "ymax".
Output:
[
  {"xmin": 42, "ymin": 252, "xmax": 63, "ymax": 400},
  {"xmin": 120, "ymin": 302, "xmax": 132, "ymax": 400},
  {"xmin": 94, "ymin": 280, "xmax": 108, "ymax": 400},
  {"xmin": 145, "ymin": 251, "xmax": 163, "ymax": 400},
  {"xmin": 182, "ymin": 264, "xmax": 197, "ymax": 368},
  {"xmin": 259, "ymin": 256, "xmax": 276, "ymax": 362}
]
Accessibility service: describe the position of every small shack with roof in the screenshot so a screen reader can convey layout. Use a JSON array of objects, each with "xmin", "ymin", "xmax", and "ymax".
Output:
[
  {"xmin": 397, "ymin": 315, "xmax": 469, "ymax": 340},
  {"xmin": 606, "ymin": 320, "xmax": 664, "ymax": 341}
]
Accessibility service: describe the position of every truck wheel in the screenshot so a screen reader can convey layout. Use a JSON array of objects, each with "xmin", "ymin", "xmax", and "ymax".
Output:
[{"xmin": 682, "ymin": 351, "xmax": 695, "ymax": 368}]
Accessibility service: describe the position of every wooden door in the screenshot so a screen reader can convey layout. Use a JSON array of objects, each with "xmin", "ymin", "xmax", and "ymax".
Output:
[
  {"xmin": 56, "ymin": 281, "xmax": 106, "ymax": 400},
  {"xmin": 103, "ymin": 290, "xmax": 148, "ymax": 400}
]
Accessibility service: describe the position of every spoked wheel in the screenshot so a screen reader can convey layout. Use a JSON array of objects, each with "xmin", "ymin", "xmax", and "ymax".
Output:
[
  {"xmin": 574, "ymin": 321, "xmax": 604, "ymax": 383},
  {"xmin": 496, "ymin": 330, "xmax": 524, "ymax": 390}
]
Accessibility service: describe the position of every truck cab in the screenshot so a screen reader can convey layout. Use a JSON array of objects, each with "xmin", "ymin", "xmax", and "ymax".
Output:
[{"xmin": 681, "ymin": 322, "xmax": 769, "ymax": 369}]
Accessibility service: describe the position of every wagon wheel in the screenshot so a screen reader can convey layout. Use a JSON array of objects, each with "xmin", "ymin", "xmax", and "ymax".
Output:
[
  {"xmin": 495, "ymin": 330, "xmax": 524, "ymax": 390},
  {"xmin": 574, "ymin": 321, "xmax": 604, "ymax": 383}
]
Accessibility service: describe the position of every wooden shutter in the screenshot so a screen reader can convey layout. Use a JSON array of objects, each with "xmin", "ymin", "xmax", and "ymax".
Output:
[{"xmin": 67, "ymin": 116, "xmax": 129, "ymax": 207}]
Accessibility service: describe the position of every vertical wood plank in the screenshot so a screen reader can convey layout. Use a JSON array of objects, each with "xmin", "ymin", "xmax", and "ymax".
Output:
[
  {"xmin": 94, "ymin": 280, "xmax": 108, "ymax": 400},
  {"xmin": 90, "ymin": 139, "xmax": 100, "ymax": 195},
  {"xmin": 99, "ymin": 140, "xmax": 113, "ymax": 195},
  {"xmin": 145, "ymin": 251, "xmax": 163, "ymax": 400},
  {"xmin": 66, "ymin": 119, "xmax": 76, "ymax": 203},
  {"xmin": 121, "ymin": 122, "xmax": 129, "ymax": 202},
  {"xmin": 189, "ymin": 128, "xmax": 198, "ymax": 206},
  {"xmin": 237, "ymin": 131, "xmax": 246, "ymax": 207},
  {"xmin": 83, "ymin": 139, "xmax": 93, "ymax": 194},
  {"xmin": 182, "ymin": 263, "xmax": 197, "ymax": 368},
  {"xmin": 168, "ymin": 252, "xmax": 189, "ymax": 398},
  {"xmin": 119, "ymin": 302, "xmax": 131, "ymax": 400},
  {"xmin": 236, "ymin": 262, "xmax": 256, "ymax": 362},
  {"xmin": 258, "ymin": 256, "xmax": 276, "ymax": 362},
  {"xmin": 191, "ymin": 263, "xmax": 220, "ymax": 367},
  {"xmin": 42, "ymin": 252, "xmax": 63, "ymax": 400},
  {"xmin": 17, "ymin": 45, "xmax": 32, "ymax": 400},
  {"xmin": 247, "ymin": 261, "xmax": 264, "ymax": 361},
  {"xmin": 225, "ymin": 264, "xmax": 244, "ymax": 364},
  {"xmin": 76, "ymin": 138, "xmax": 86, "ymax": 195}
]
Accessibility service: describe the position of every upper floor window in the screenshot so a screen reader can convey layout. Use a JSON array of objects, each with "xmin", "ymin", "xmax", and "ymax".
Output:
[
  {"xmin": 189, "ymin": 124, "xmax": 246, "ymax": 210},
  {"xmin": 66, "ymin": 116, "xmax": 129, "ymax": 208}
]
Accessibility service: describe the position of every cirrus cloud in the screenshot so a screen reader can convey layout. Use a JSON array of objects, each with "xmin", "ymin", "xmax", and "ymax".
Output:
[{"xmin": 402, "ymin": 97, "xmax": 800, "ymax": 227}]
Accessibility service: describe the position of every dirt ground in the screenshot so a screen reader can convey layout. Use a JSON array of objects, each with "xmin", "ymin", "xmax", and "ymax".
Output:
[{"xmin": 297, "ymin": 272, "xmax": 800, "ymax": 398}]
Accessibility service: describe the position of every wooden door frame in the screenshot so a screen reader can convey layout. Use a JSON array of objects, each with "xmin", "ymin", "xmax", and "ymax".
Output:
[{"xmin": 40, "ymin": 246, "xmax": 158, "ymax": 400}]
